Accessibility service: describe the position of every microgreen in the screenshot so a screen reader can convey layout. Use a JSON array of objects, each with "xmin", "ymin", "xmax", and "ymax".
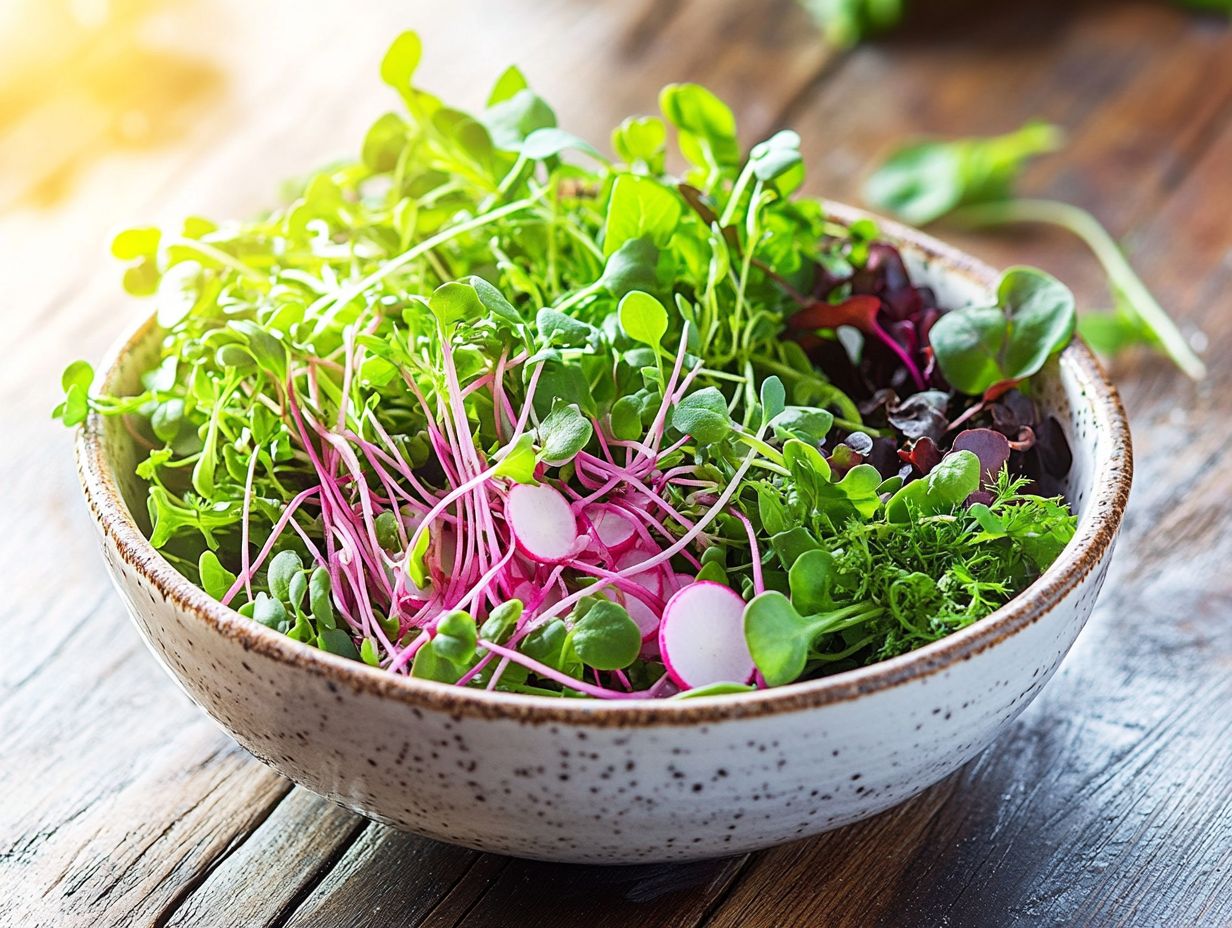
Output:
[
  {"xmin": 59, "ymin": 33, "xmax": 1078, "ymax": 700},
  {"xmin": 929, "ymin": 267, "xmax": 1075, "ymax": 395}
]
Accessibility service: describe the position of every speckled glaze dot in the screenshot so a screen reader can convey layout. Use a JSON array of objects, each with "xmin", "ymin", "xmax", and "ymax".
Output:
[{"xmin": 76, "ymin": 202, "xmax": 1131, "ymax": 864}]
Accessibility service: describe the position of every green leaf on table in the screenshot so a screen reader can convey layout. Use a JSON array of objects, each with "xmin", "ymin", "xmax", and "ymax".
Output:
[
  {"xmin": 1078, "ymin": 285, "xmax": 1159, "ymax": 357},
  {"xmin": 929, "ymin": 266, "xmax": 1075, "ymax": 395},
  {"xmin": 864, "ymin": 122, "xmax": 1063, "ymax": 225},
  {"xmin": 801, "ymin": 0, "xmax": 906, "ymax": 48}
]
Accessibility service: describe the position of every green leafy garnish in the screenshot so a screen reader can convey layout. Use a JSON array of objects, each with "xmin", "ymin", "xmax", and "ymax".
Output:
[
  {"xmin": 929, "ymin": 267, "xmax": 1075, "ymax": 395},
  {"xmin": 59, "ymin": 32, "xmax": 1080, "ymax": 701}
]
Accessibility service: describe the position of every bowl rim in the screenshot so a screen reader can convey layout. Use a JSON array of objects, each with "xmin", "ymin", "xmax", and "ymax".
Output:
[{"xmin": 76, "ymin": 202, "xmax": 1132, "ymax": 727}]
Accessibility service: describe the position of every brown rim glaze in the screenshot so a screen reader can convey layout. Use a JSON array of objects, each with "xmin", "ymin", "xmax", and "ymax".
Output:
[{"xmin": 76, "ymin": 203, "xmax": 1133, "ymax": 727}]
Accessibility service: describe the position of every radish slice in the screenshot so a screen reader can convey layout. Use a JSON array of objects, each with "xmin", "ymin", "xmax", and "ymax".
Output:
[
  {"xmin": 507, "ymin": 483, "xmax": 580, "ymax": 563},
  {"xmin": 662, "ymin": 571, "xmax": 693, "ymax": 597},
  {"xmin": 659, "ymin": 581, "xmax": 755, "ymax": 689},
  {"xmin": 600, "ymin": 585, "xmax": 662, "ymax": 640},
  {"xmin": 586, "ymin": 506, "xmax": 637, "ymax": 555},
  {"xmin": 625, "ymin": 595, "xmax": 661, "ymax": 640},
  {"xmin": 615, "ymin": 547, "xmax": 666, "ymax": 598},
  {"xmin": 512, "ymin": 578, "xmax": 564, "ymax": 613}
]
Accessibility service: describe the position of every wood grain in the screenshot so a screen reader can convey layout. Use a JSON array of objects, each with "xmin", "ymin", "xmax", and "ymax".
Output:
[{"xmin": 2, "ymin": 1, "xmax": 1230, "ymax": 926}]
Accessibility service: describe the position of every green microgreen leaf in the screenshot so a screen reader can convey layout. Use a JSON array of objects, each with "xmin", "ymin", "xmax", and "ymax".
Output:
[
  {"xmin": 317, "ymin": 628, "xmax": 360, "ymax": 660},
  {"xmin": 198, "ymin": 551, "xmax": 236, "ymax": 600},
  {"xmin": 603, "ymin": 175, "xmax": 681, "ymax": 257},
  {"xmin": 309, "ymin": 568, "xmax": 336, "ymax": 630},
  {"xmin": 743, "ymin": 591, "xmax": 811, "ymax": 687},
  {"xmin": 267, "ymin": 550, "xmax": 303, "ymax": 602},
  {"xmin": 671, "ymin": 387, "xmax": 732, "ymax": 445},
  {"xmin": 380, "ymin": 30, "xmax": 423, "ymax": 93},
  {"xmin": 537, "ymin": 402, "xmax": 594, "ymax": 465},
  {"xmin": 769, "ymin": 406, "xmax": 834, "ymax": 444},
  {"xmin": 929, "ymin": 266, "xmax": 1075, "ymax": 395},
  {"xmin": 611, "ymin": 116, "xmax": 667, "ymax": 172},
  {"xmin": 493, "ymin": 434, "xmax": 538, "ymax": 484},
  {"xmin": 599, "ymin": 237, "xmax": 660, "ymax": 297},
  {"xmin": 569, "ymin": 600, "xmax": 641, "ymax": 670},
  {"xmin": 430, "ymin": 281, "xmax": 486, "ymax": 328},
  {"xmin": 479, "ymin": 599, "xmax": 523, "ymax": 644},
  {"xmin": 759, "ymin": 376, "xmax": 786, "ymax": 425},
  {"xmin": 864, "ymin": 122, "xmax": 1062, "ymax": 225},
  {"xmin": 618, "ymin": 290, "xmax": 668, "ymax": 349}
]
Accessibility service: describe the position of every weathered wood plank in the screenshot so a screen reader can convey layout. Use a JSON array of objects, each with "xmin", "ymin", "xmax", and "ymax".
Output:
[
  {"xmin": 163, "ymin": 791, "xmax": 368, "ymax": 928},
  {"xmin": 277, "ymin": 827, "xmax": 480, "ymax": 928},
  {"xmin": 441, "ymin": 854, "xmax": 750, "ymax": 928}
]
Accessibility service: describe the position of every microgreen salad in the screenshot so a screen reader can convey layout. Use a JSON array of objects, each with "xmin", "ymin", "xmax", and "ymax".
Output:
[{"xmin": 59, "ymin": 33, "xmax": 1079, "ymax": 699}]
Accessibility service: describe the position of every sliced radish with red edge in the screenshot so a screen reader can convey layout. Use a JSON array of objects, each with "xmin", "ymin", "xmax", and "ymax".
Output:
[
  {"xmin": 658, "ymin": 581, "xmax": 755, "ymax": 689},
  {"xmin": 507, "ymin": 483, "xmax": 580, "ymax": 563}
]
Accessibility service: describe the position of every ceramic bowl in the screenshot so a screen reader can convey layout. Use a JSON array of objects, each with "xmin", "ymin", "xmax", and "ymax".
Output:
[{"xmin": 77, "ymin": 204, "xmax": 1131, "ymax": 864}]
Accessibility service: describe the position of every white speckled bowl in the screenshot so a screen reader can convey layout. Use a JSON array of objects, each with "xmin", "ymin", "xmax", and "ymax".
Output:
[{"xmin": 77, "ymin": 204, "xmax": 1131, "ymax": 864}]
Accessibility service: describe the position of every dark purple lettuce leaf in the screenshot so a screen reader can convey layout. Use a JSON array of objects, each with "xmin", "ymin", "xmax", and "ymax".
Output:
[
  {"xmin": 1029, "ymin": 416, "xmax": 1073, "ymax": 480},
  {"xmin": 952, "ymin": 428, "xmax": 1012, "ymax": 487}
]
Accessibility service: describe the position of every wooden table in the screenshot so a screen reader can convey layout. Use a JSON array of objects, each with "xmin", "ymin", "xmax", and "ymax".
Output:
[{"xmin": 3, "ymin": 1, "xmax": 1230, "ymax": 925}]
